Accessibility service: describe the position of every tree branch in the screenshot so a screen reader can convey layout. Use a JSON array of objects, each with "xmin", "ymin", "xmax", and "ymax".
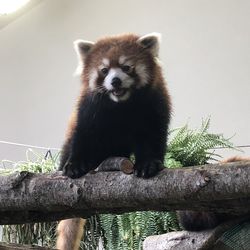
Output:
[
  {"xmin": 0, "ymin": 159, "xmax": 250, "ymax": 225},
  {"xmin": 0, "ymin": 242, "xmax": 55, "ymax": 250},
  {"xmin": 143, "ymin": 216, "xmax": 250, "ymax": 250}
]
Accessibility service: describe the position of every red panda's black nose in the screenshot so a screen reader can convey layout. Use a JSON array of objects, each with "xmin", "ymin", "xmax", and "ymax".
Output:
[{"xmin": 111, "ymin": 77, "xmax": 122, "ymax": 88}]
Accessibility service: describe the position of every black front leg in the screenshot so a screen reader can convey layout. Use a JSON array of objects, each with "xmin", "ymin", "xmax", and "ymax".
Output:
[
  {"xmin": 134, "ymin": 135, "xmax": 166, "ymax": 178},
  {"xmin": 59, "ymin": 93, "xmax": 106, "ymax": 178},
  {"xmin": 132, "ymin": 88, "xmax": 170, "ymax": 178},
  {"xmin": 62, "ymin": 153, "xmax": 90, "ymax": 179},
  {"xmin": 59, "ymin": 121, "xmax": 94, "ymax": 179},
  {"xmin": 134, "ymin": 158, "xmax": 163, "ymax": 178}
]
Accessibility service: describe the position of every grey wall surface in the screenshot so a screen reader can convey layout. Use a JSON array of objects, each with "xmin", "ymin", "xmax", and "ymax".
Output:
[{"xmin": 0, "ymin": 0, "xmax": 249, "ymax": 163}]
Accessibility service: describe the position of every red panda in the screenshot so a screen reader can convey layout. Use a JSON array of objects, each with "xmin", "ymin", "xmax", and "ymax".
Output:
[
  {"xmin": 178, "ymin": 156, "xmax": 250, "ymax": 231},
  {"xmin": 59, "ymin": 32, "xmax": 171, "ymax": 179},
  {"xmin": 57, "ymin": 33, "xmax": 171, "ymax": 249}
]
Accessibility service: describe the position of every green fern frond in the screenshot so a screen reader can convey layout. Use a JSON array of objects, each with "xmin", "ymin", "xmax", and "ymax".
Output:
[{"xmin": 168, "ymin": 117, "xmax": 237, "ymax": 166}]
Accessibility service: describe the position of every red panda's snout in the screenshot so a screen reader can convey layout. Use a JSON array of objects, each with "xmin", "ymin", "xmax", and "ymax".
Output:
[{"xmin": 103, "ymin": 65, "xmax": 135, "ymax": 102}]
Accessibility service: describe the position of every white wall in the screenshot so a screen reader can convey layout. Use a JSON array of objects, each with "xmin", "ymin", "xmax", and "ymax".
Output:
[{"xmin": 0, "ymin": 0, "xmax": 250, "ymax": 163}]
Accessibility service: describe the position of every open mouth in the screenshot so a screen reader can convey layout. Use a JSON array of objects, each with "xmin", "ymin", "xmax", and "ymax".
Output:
[{"xmin": 112, "ymin": 88, "xmax": 127, "ymax": 97}]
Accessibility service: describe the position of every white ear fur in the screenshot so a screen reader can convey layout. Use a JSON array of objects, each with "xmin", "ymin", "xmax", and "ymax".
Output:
[
  {"xmin": 73, "ymin": 39, "xmax": 95, "ymax": 75},
  {"xmin": 137, "ymin": 32, "xmax": 161, "ymax": 57}
]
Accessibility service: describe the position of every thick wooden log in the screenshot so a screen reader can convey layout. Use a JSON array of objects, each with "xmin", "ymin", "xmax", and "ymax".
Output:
[
  {"xmin": 0, "ymin": 242, "xmax": 54, "ymax": 249},
  {"xmin": 0, "ymin": 159, "xmax": 250, "ymax": 225}
]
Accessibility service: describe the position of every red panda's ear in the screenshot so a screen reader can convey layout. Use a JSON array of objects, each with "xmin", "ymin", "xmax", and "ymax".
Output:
[
  {"xmin": 137, "ymin": 32, "xmax": 161, "ymax": 57},
  {"xmin": 73, "ymin": 39, "xmax": 95, "ymax": 75},
  {"xmin": 74, "ymin": 39, "xmax": 94, "ymax": 58}
]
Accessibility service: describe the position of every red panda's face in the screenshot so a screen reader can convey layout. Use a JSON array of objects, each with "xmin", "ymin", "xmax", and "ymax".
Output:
[
  {"xmin": 91, "ymin": 53, "xmax": 152, "ymax": 102},
  {"xmin": 74, "ymin": 33, "xmax": 161, "ymax": 102}
]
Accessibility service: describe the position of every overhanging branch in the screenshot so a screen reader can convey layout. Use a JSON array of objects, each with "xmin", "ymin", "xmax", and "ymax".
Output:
[{"xmin": 0, "ymin": 159, "xmax": 250, "ymax": 225}]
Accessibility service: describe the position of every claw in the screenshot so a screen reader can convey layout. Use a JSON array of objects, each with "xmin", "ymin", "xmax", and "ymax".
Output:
[
  {"xmin": 63, "ymin": 162, "xmax": 88, "ymax": 179},
  {"xmin": 134, "ymin": 159, "xmax": 163, "ymax": 178}
]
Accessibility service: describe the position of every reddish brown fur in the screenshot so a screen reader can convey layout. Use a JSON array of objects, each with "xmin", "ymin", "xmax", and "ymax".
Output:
[
  {"xmin": 220, "ymin": 155, "xmax": 250, "ymax": 163},
  {"xmin": 56, "ymin": 218, "xmax": 86, "ymax": 250}
]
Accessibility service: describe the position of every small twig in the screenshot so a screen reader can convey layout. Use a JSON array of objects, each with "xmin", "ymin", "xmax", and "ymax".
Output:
[{"xmin": 96, "ymin": 157, "xmax": 134, "ymax": 174}]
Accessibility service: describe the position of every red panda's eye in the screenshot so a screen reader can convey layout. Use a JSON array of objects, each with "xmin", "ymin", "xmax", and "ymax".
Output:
[
  {"xmin": 101, "ymin": 68, "xmax": 109, "ymax": 75},
  {"xmin": 121, "ymin": 65, "xmax": 131, "ymax": 73}
]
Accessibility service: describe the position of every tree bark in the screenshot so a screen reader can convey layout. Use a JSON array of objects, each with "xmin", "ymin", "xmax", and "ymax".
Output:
[
  {"xmin": 0, "ymin": 242, "xmax": 54, "ymax": 249},
  {"xmin": 0, "ymin": 159, "xmax": 250, "ymax": 225}
]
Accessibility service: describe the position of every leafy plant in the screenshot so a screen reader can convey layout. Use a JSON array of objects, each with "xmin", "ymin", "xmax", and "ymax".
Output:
[
  {"xmin": 96, "ymin": 211, "xmax": 179, "ymax": 250},
  {"xmin": 167, "ymin": 118, "xmax": 236, "ymax": 166},
  {"xmin": 0, "ymin": 149, "xmax": 59, "ymax": 175}
]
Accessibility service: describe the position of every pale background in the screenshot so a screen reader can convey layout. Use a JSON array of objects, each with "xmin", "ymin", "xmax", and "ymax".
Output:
[{"xmin": 0, "ymin": 0, "xmax": 249, "ymax": 164}]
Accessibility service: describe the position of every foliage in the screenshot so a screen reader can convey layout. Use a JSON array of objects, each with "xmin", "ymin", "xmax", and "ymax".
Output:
[
  {"xmin": 167, "ymin": 118, "xmax": 236, "ymax": 166},
  {"xmin": 0, "ymin": 149, "xmax": 59, "ymax": 174},
  {"xmin": 2, "ymin": 223, "xmax": 57, "ymax": 247},
  {"xmin": 96, "ymin": 211, "xmax": 179, "ymax": 250},
  {"xmin": 0, "ymin": 118, "xmax": 237, "ymax": 249}
]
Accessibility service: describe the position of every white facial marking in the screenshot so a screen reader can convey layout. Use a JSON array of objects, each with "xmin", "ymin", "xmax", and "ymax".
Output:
[
  {"xmin": 119, "ymin": 55, "xmax": 133, "ymax": 66},
  {"xmin": 102, "ymin": 58, "xmax": 110, "ymax": 67},
  {"xmin": 135, "ymin": 64, "xmax": 149, "ymax": 87},
  {"xmin": 88, "ymin": 69, "xmax": 98, "ymax": 90},
  {"xmin": 104, "ymin": 68, "xmax": 134, "ymax": 90},
  {"xmin": 98, "ymin": 58, "xmax": 110, "ymax": 71},
  {"xmin": 119, "ymin": 55, "xmax": 127, "ymax": 65}
]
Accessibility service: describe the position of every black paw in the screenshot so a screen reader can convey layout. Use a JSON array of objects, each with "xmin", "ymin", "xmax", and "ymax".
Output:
[
  {"xmin": 62, "ymin": 161, "xmax": 88, "ymax": 179},
  {"xmin": 134, "ymin": 159, "xmax": 164, "ymax": 178}
]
